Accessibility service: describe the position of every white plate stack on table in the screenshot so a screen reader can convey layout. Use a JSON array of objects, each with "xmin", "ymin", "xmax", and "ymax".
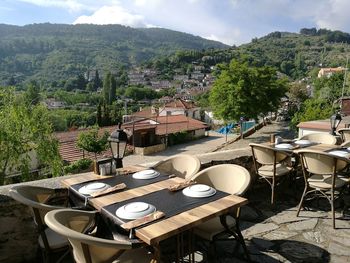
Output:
[
  {"xmin": 182, "ymin": 184, "xmax": 216, "ymax": 198},
  {"xmin": 116, "ymin": 202, "xmax": 156, "ymax": 220},
  {"xmin": 294, "ymin": 139, "xmax": 312, "ymax": 146},
  {"xmin": 132, "ymin": 169, "xmax": 160, "ymax": 180},
  {"xmin": 78, "ymin": 182, "xmax": 110, "ymax": 195}
]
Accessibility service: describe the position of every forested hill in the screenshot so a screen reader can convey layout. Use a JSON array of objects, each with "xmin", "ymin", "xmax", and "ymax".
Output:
[
  {"xmin": 235, "ymin": 28, "xmax": 350, "ymax": 79},
  {"xmin": 0, "ymin": 23, "xmax": 228, "ymax": 86}
]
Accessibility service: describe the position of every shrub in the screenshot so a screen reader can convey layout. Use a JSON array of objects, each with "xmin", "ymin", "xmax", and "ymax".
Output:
[{"xmin": 64, "ymin": 158, "xmax": 93, "ymax": 174}]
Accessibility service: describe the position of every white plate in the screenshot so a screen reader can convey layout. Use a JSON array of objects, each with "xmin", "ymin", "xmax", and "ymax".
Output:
[
  {"xmin": 183, "ymin": 184, "xmax": 216, "ymax": 198},
  {"xmin": 78, "ymin": 182, "xmax": 109, "ymax": 195},
  {"xmin": 115, "ymin": 202, "xmax": 156, "ymax": 220},
  {"xmin": 275, "ymin": 143, "xmax": 293, "ymax": 149},
  {"xmin": 132, "ymin": 169, "xmax": 160, "ymax": 180},
  {"xmin": 329, "ymin": 150, "xmax": 348, "ymax": 157},
  {"xmin": 294, "ymin": 140, "xmax": 312, "ymax": 145}
]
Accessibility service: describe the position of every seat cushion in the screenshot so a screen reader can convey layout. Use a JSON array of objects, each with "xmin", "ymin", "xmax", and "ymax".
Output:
[
  {"xmin": 38, "ymin": 227, "xmax": 69, "ymax": 249},
  {"xmin": 194, "ymin": 216, "xmax": 236, "ymax": 241},
  {"xmin": 308, "ymin": 174, "xmax": 349, "ymax": 190},
  {"xmin": 258, "ymin": 164, "xmax": 292, "ymax": 177}
]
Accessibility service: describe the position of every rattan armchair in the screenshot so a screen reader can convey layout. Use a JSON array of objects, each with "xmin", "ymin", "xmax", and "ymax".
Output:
[
  {"xmin": 152, "ymin": 154, "xmax": 201, "ymax": 180},
  {"xmin": 296, "ymin": 149, "xmax": 350, "ymax": 229},
  {"xmin": 299, "ymin": 132, "xmax": 337, "ymax": 145},
  {"xmin": 338, "ymin": 128, "xmax": 350, "ymax": 143},
  {"xmin": 250, "ymin": 143, "xmax": 293, "ymax": 204},
  {"xmin": 44, "ymin": 209, "xmax": 153, "ymax": 263},
  {"xmin": 191, "ymin": 164, "xmax": 251, "ymax": 262},
  {"xmin": 9, "ymin": 185, "xmax": 70, "ymax": 262}
]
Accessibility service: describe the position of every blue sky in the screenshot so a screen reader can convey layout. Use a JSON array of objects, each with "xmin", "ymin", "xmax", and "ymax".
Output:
[{"xmin": 0, "ymin": 0, "xmax": 350, "ymax": 45}]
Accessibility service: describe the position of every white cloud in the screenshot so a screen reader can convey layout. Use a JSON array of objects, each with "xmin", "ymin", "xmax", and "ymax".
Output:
[
  {"xmin": 73, "ymin": 5, "xmax": 147, "ymax": 27},
  {"xmin": 313, "ymin": 0, "xmax": 350, "ymax": 31}
]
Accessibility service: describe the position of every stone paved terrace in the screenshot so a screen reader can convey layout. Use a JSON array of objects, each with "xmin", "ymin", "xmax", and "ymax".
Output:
[
  {"xmin": 2, "ymin": 121, "xmax": 350, "ymax": 263},
  {"xmin": 205, "ymin": 121, "xmax": 350, "ymax": 263}
]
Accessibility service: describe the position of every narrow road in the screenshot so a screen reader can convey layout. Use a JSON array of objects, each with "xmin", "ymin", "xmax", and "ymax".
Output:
[{"xmin": 123, "ymin": 121, "xmax": 296, "ymax": 166}]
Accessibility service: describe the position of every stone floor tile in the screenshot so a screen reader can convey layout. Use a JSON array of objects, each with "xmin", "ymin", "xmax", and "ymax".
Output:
[
  {"xmin": 328, "ymin": 241, "xmax": 350, "ymax": 256},
  {"xmin": 270, "ymin": 210, "xmax": 309, "ymax": 225},
  {"xmin": 286, "ymin": 218, "xmax": 318, "ymax": 231},
  {"xmin": 302, "ymin": 231, "xmax": 325, "ymax": 244},
  {"xmin": 263, "ymin": 230, "xmax": 298, "ymax": 240},
  {"xmin": 279, "ymin": 241, "xmax": 325, "ymax": 261},
  {"xmin": 242, "ymin": 222, "xmax": 279, "ymax": 238},
  {"xmin": 330, "ymin": 255, "xmax": 350, "ymax": 263},
  {"xmin": 330, "ymin": 236, "xmax": 350, "ymax": 247}
]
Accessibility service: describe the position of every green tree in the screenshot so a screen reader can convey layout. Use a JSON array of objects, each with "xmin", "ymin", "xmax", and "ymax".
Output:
[
  {"xmin": 209, "ymin": 59, "xmax": 287, "ymax": 121},
  {"xmin": 290, "ymin": 98, "xmax": 333, "ymax": 130},
  {"xmin": 25, "ymin": 80, "xmax": 41, "ymax": 105},
  {"xmin": 0, "ymin": 88, "xmax": 63, "ymax": 185},
  {"xmin": 76, "ymin": 128, "xmax": 109, "ymax": 160}
]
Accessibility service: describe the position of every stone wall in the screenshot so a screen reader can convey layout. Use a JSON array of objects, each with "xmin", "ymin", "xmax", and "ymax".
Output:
[
  {"xmin": 0, "ymin": 152, "xmax": 253, "ymax": 263},
  {"xmin": 134, "ymin": 143, "xmax": 166, "ymax": 155}
]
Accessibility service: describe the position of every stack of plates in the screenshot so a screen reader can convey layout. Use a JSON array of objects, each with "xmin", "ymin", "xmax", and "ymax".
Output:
[
  {"xmin": 132, "ymin": 169, "xmax": 160, "ymax": 180},
  {"xmin": 294, "ymin": 139, "xmax": 312, "ymax": 146},
  {"xmin": 275, "ymin": 143, "xmax": 293, "ymax": 149},
  {"xmin": 183, "ymin": 184, "xmax": 216, "ymax": 198},
  {"xmin": 78, "ymin": 182, "xmax": 110, "ymax": 195},
  {"xmin": 116, "ymin": 202, "xmax": 156, "ymax": 220}
]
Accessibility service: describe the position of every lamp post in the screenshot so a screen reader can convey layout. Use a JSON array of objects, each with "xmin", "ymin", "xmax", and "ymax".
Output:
[
  {"xmin": 330, "ymin": 112, "xmax": 342, "ymax": 135},
  {"xmin": 108, "ymin": 123, "xmax": 128, "ymax": 168}
]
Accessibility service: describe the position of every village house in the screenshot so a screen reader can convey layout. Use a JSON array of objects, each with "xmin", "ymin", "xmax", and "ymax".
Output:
[{"xmin": 317, "ymin": 67, "xmax": 346, "ymax": 78}]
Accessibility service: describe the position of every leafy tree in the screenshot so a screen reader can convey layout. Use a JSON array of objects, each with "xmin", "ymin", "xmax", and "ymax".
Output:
[
  {"xmin": 209, "ymin": 59, "xmax": 287, "ymax": 121},
  {"xmin": 313, "ymin": 72, "xmax": 346, "ymax": 103},
  {"xmin": 0, "ymin": 88, "xmax": 63, "ymax": 185},
  {"xmin": 76, "ymin": 128, "xmax": 109, "ymax": 160},
  {"xmin": 25, "ymin": 80, "xmax": 41, "ymax": 105},
  {"xmin": 290, "ymin": 98, "xmax": 333, "ymax": 130}
]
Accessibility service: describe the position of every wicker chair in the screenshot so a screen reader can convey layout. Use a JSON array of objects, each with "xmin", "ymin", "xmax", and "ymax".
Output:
[
  {"xmin": 44, "ymin": 209, "xmax": 153, "ymax": 263},
  {"xmin": 299, "ymin": 132, "xmax": 337, "ymax": 145},
  {"xmin": 9, "ymin": 185, "xmax": 70, "ymax": 263},
  {"xmin": 191, "ymin": 164, "xmax": 251, "ymax": 262},
  {"xmin": 338, "ymin": 128, "xmax": 350, "ymax": 143},
  {"xmin": 152, "ymin": 154, "xmax": 201, "ymax": 180},
  {"xmin": 250, "ymin": 143, "xmax": 293, "ymax": 204},
  {"xmin": 296, "ymin": 150, "xmax": 350, "ymax": 228}
]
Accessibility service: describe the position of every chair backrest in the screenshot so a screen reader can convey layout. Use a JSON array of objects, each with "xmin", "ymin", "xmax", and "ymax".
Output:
[
  {"xmin": 299, "ymin": 133, "xmax": 337, "ymax": 145},
  {"xmin": 45, "ymin": 209, "xmax": 133, "ymax": 263},
  {"xmin": 338, "ymin": 128, "xmax": 350, "ymax": 142},
  {"xmin": 191, "ymin": 164, "xmax": 251, "ymax": 195},
  {"xmin": 249, "ymin": 143, "xmax": 289, "ymax": 166},
  {"xmin": 9, "ymin": 185, "xmax": 68, "ymax": 252},
  {"xmin": 298, "ymin": 149, "xmax": 349, "ymax": 176},
  {"xmin": 9, "ymin": 185, "xmax": 64, "ymax": 226},
  {"xmin": 152, "ymin": 154, "xmax": 201, "ymax": 179}
]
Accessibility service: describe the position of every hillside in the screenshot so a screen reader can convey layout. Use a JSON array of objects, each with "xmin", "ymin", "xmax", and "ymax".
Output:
[
  {"xmin": 0, "ymin": 23, "xmax": 228, "ymax": 86},
  {"xmin": 236, "ymin": 29, "xmax": 350, "ymax": 78}
]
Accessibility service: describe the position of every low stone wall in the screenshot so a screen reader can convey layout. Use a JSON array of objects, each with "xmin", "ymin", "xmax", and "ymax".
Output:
[
  {"xmin": 134, "ymin": 143, "xmax": 166, "ymax": 155},
  {"xmin": 0, "ymin": 152, "xmax": 253, "ymax": 263}
]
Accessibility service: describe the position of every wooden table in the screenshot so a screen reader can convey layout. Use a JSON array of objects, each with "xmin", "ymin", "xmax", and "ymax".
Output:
[{"xmin": 61, "ymin": 167, "xmax": 248, "ymax": 262}]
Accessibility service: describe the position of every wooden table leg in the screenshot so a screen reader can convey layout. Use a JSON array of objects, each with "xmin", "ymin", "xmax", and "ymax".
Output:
[{"xmin": 150, "ymin": 243, "xmax": 161, "ymax": 263}]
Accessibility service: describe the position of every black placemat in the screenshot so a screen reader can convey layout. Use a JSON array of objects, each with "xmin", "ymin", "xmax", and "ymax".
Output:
[
  {"xmin": 101, "ymin": 188, "xmax": 230, "ymax": 227},
  {"xmin": 68, "ymin": 172, "xmax": 169, "ymax": 206}
]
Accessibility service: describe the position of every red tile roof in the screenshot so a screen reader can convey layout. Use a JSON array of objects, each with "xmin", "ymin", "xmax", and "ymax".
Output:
[
  {"xmin": 56, "ymin": 116, "xmax": 207, "ymax": 163},
  {"xmin": 55, "ymin": 126, "xmax": 116, "ymax": 163}
]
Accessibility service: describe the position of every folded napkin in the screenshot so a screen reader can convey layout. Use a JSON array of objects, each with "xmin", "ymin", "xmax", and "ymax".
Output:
[
  {"xmin": 121, "ymin": 211, "xmax": 165, "ymax": 230},
  {"xmin": 168, "ymin": 180, "xmax": 196, "ymax": 192},
  {"xmin": 90, "ymin": 183, "xmax": 127, "ymax": 197}
]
